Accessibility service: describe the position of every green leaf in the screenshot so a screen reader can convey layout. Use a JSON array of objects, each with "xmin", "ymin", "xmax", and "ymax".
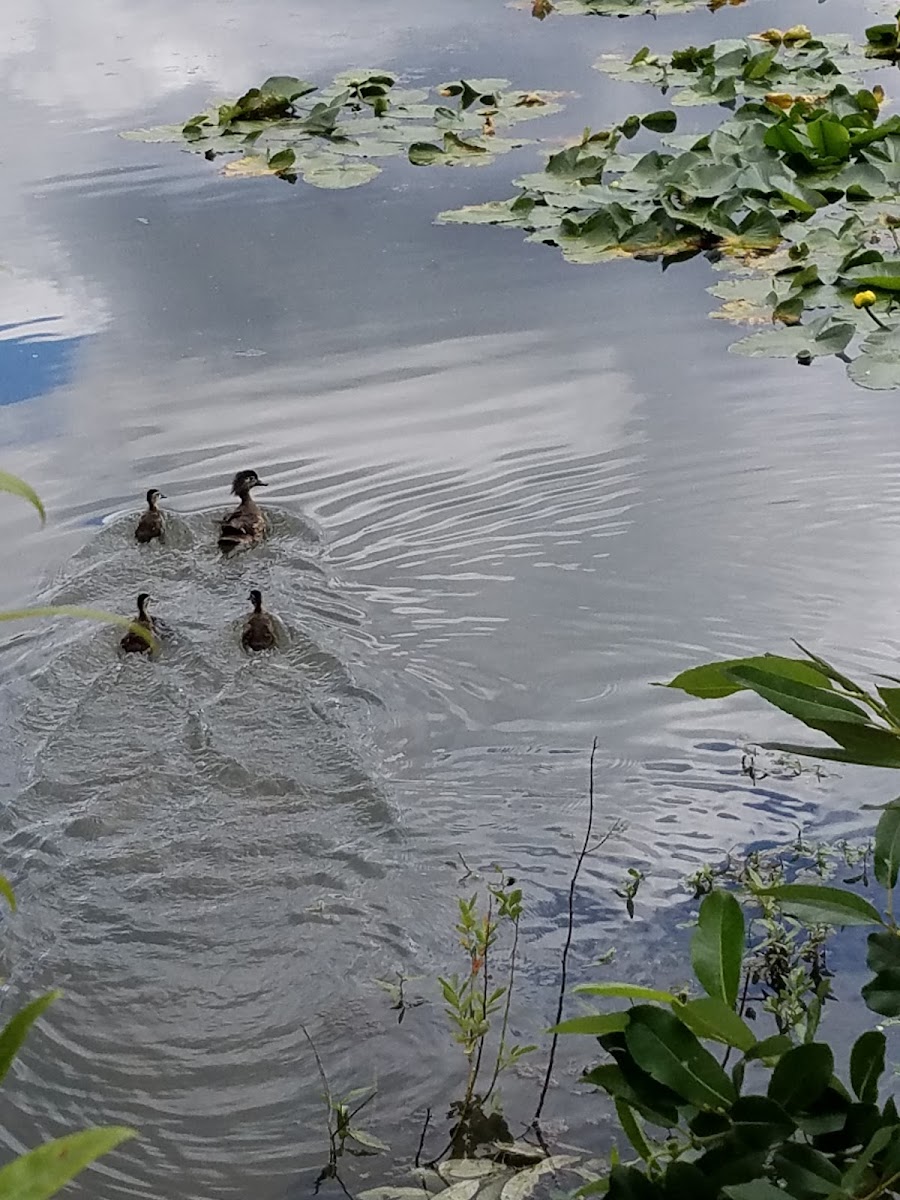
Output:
[
  {"xmin": 848, "ymin": 327, "xmax": 900, "ymax": 392},
  {"xmin": 0, "ymin": 472, "xmax": 45, "ymax": 525},
  {"xmin": 730, "ymin": 316, "xmax": 855, "ymax": 361},
  {"xmin": 877, "ymin": 688, "xmax": 900, "ymax": 724},
  {"xmin": 744, "ymin": 1034, "xmax": 792, "ymax": 1064},
  {"xmin": 641, "ymin": 111, "xmax": 677, "ymax": 133},
  {"xmin": 691, "ymin": 891, "xmax": 744, "ymax": 1009},
  {"xmin": 0, "ymin": 1128, "xmax": 136, "ymax": 1200},
  {"xmin": 575, "ymin": 983, "xmax": 677, "ymax": 1003},
  {"xmin": 607, "ymin": 1166, "xmax": 662, "ymax": 1200},
  {"xmin": 672, "ymin": 997, "xmax": 755, "ymax": 1051},
  {"xmin": 773, "ymin": 1143, "xmax": 841, "ymax": 1195},
  {"xmin": 581, "ymin": 1062, "xmax": 681, "ymax": 1127},
  {"xmin": 0, "ymin": 992, "xmax": 60, "ymax": 1087},
  {"xmin": 349, "ymin": 1128, "xmax": 389, "ymax": 1152},
  {"xmin": 850, "ymin": 1030, "xmax": 885, "ymax": 1103},
  {"xmin": 862, "ymin": 971, "xmax": 900, "ymax": 1016},
  {"xmin": 729, "ymin": 1096, "xmax": 796, "ymax": 1150},
  {"xmin": 625, "ymin": 1005, "xmax": 736, "ymax": 1110},
  {"xmin": 615, "ymin": 1099, "xmax": 651, "ymax": 1162},
  {"xmin": 754, "ymin": 884, "xmax": 883, "ymax": 927},
  {"xmin": 768, "ymin": 1044, "xmax": 833, "ymax": 1112},
  {"xmin": 875, "ymin": 801, "xmax": 900, "ymax": 890},
  {"xmin": 659, "ymin": 655, "xmax": 832, "ymax": 700},
  {"xmin": 724, "ymin": 1185, "xmax": 792, "ymax": 1200},
  {"xmin": 300, "ymin": 160, "xmax": 381, "ymax": 189},
  {"xmin": 868, "ymin": 929, "xmax": 900, "ymax": 973},
  {"xmin": 725, "ymin": 663, "xmax": 870, "ymax": 729},
  {"xmin": 762, "ymin": 727, "xmax": 900, "ymax": 768},
  {"xmin": 267, "ymin": 148, "xmax": 296, "ymax": 171},
  {"xmin": 552, "ymin": 1013, "xmax": 630, "ymax": 1036},
  {"xmin": 806, "ymin": 116, "xmax": 852, "ymax": 161},
  {"xmin": 0, "ymin": 875, "xmax": 15, "ymax": 911},
  {"xmin": 844, "ymin": 260, "xmax": 900, "ymax": 291},
  {"xmin": 259, "ymin": 75, "xmax": 317, "ymax": 101}
]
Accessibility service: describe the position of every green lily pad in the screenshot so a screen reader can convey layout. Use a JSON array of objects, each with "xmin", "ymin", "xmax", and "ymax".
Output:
[
  {"xmin": 122, "ymin": 71, "xmax": 562, "ymax": 190},
  {"xmin": 730, "ymin": 313, "xmax": 855, "ymax": 358},
  {"xmin": 848, "ymin": 326, "xmax": 900, "ymax": 387}
]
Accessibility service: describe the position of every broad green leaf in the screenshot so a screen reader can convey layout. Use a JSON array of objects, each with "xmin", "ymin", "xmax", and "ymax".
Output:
[
  {"xmin": 0, "ymin": 1128, "xmax": 136, "ymax": 1200},
  {"xmin": 349, "ymin": 1128, "xmax": 389, "ymax": 1152},
  {"xmin": 868, "ymin": 929, "xmax": 900, "ymax": 973},
  {"xmin": 301, "ymin": 160, "xmax": 381, "ymax": 189},
  {"xmin": 671, "ymin": 997, "xmax": 754, "ymax": 1051},
  {"xmin": 768, "ymin": 1043, "xmax": 833, "ymax": 1112},
  {"xmin": 773, "ymin": 1143, "xmax": 841, "ymax": 1195},
  {"xmin": 730, "ymin": 317, "xmax": 855, "ymax": 360},
  {"xmin": 744, "ymin": 1034, "xmax": 792, "ymax": 1063},
  {"xmin": 806, "ymin": 117, "xmax": 852, "ymax": 161},
  {"xmin": 849, "ymin": 327, "xmax": 900, "ymax": 392},
  {"xmin": 614, "ymin": 1099, "xmax": 651, "ymax": 1162},
  {"xmin": 581, "ymin": 1062, "xmax": 681, "ymax": 1127},
  {"xmin": 724, "ymin": 1185, "xmax": 791, "ymax": 1200},
  {"xmin": 862, "ymin": 971, "xmax": 900, "ymax": 1016},
  {"xmin": 878, "ymin": 687, "xmax": 900, "ymax": 725},
  {"xmin": 259, "ymin": 76, "xmax": 317, "ymax": 101},
  {"xmin": 843, "ymin": 260, "xmax": 900, "ymax": 290},
  {"xmin": 659, "ymin": 655, "xmax": 832, "ymax": 700},
  {"xmin": 0, "ymin": 875, "xmax": 15, "ymax": 911},
  {"xmin": 552, "ymin": 1013, "xmax": 629, "ymax": 1036},
  {"xmin": 0, "ymin": 472, "xmax": 45, "ymax": 525},
  {"xmin": 850, "ymin": 1029, "xmax": 885, "ymax": 1103},
  {"xmin": 754, "ymin": 884, "xmax": 883, "ymax": 927},
  {"xmin": 691, "ymin": 891, "xmax": 744, "ymax": 1009},
  {"xmin": 725, "ymin": 663, "xmax": 871, "ymax": 729},
  {"xmin": 875, "ymin": 800, "xmax": 900, "ymax": 889},
  {"xmin": 762, "ymin": 729, "xmax": 900, "ymax": 768},
  {"xmin": 606, "ymin": 1166, "xmax": 661, "ymax": 1200},
  {"xmin": 625, "ymin": 1005, "xmax": 736, "ymax": 1110},
  {"xmin": 0, "ymin": 992, "xmax": 60, "ymax": 1087},
  {"xmin": 575, "ymin": 983, "xmax": 677, "ymax": 1003},
  {"xmin": 729, "ymin": 1096, "xmax": 796, "ymax": 1150},
  {"xmin": 641, "ymin": 111, "xmax": 677, "ymax": 133}
]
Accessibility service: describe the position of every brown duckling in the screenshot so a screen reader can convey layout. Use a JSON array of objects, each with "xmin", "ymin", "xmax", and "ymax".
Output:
[
  {"xmin": 218, "ymin": 469, "xmax": 268, "ymax": 553},
  {"xmin": 120, "ymin": 593, "xmax": 158, "ymax": 654},
  {"xmin": 135, "ymin": 488, "xmax": 166, "ymax": 543},
  {"xmin": 242, "ymin": 589, "xmax": 277, "ymax": 651}
]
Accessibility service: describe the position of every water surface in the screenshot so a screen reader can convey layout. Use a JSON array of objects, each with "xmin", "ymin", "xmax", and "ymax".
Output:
[{"xmin": 0, "ymin": 0, "xmax": 894, "ymax": 1195}]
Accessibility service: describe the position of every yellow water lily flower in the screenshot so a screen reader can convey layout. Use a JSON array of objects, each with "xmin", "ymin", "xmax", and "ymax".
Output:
[{"xmin": 853, "ymin": 290, "xmax": 877, "ymax": 309}]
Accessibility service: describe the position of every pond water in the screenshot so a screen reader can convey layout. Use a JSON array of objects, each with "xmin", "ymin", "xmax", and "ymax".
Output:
[{"xmin": 0, "ymin": 0, "xmax": 895, "ymax": 1196}]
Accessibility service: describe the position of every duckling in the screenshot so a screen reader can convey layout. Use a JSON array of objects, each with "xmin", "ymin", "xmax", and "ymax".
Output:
[
  {"xmin": 119, "ymin": 593, "xmax": 158, "ymax": 654},
  {"xmin": 218, "ymin": 470, "xmax": 269, "ymax": 553},
  {"xmin": 135, "ymin": 488, "xmax": 166, "ymax": 543},
  {"xmin": 242, "ymin": 589, "xmax": 277, "ymax": 651}
]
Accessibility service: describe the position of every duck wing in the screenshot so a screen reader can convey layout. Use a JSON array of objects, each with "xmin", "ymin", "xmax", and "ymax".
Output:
[{"xmin": 135, "ymin": 511, "xmax": 163, "ymax": 543}]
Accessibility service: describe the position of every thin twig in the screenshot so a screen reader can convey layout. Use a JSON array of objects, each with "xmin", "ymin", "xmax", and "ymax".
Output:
[
  {"xmin": 301, "ymin": 1023, "xmax": 335, "ymax": 1138},
  {"xmin": 414, "ymin": 1107, "xmax": 432, "ymax": 1168},
  {"xmin": 533, "ymin": 739, "xmax": 617, "ymax": 1127},
  {"xmin": 483, "ymin": 912, "xmax": 520, "ymax": 1104}
]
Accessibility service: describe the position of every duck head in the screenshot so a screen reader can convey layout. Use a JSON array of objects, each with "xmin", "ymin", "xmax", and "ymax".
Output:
[
  {"xmin": 146, "ymin": 488, "xmax": 166, "ymax": 508},
  {"xmin": 136, "ymin": 593, "xmax": 156, "ymax": 616},
  {"xmin": 248, "ymin": 589, "xmax": 264, "ymax": 613},
  {"xmin": 231, "ymin": 470, "xmax": 268, "ymax": 496}
]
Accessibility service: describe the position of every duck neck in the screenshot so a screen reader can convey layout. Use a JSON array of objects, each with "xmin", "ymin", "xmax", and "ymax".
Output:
[
  {"xmin": 253, "ymin": 596, "xmax": 263, "ymax": 614},
  {"xmin": 137, "ymin": 599, "xmax": 148, "ymax": 619}
]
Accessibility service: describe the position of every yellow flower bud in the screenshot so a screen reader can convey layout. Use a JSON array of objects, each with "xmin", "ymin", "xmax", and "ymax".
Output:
[
  {"xmin": 853, "ymin": 290, "xmax": 877, "ymax": 309},
  {"xmin": 874, "ymin": 85, "xmax": 885, "ymax": 107},
  {"xmin": 757, "ymin": 28, "xmax": 784, "ymax": 44},
  {"xmin": 783, "ymin": 24, "xmax": 812, "ymax": 44}
]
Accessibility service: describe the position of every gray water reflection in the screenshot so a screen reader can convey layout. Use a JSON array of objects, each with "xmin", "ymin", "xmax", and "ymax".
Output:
[{"xmin": 0, "ymin": 0, "xmax": 894, "ymax": 1195}]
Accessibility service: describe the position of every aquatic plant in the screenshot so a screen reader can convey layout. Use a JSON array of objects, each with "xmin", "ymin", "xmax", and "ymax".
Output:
[
  {"xmin": 0, "ymin": 877, "xmax": 134, "ymax": 1195},
  {"xmin": 438, "ymin": 29, "xmax": 900, "ymax": 390},
  {"xmin": 122, "ymin": 72, "xmax": 564, "ymax": 190},
  {"xmin": 523, "ymin": 0, "xmax": 749, "ymax": 18}
]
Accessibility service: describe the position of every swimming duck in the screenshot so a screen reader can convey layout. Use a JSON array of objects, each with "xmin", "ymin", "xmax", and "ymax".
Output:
[
  {"xmin": 135, "ymin": 488, "xmax": 166, "ymax": 543},
  {"xmin": 218, "ymin": 470, "xmax": 268, "ymax": 553},
  {"xmin": 242, "ymin": 589, "xmax": 277, "ymax": 651},
  {"xmin": 120, "ymin": 593, "xmax": 158, "ymax": 654}
]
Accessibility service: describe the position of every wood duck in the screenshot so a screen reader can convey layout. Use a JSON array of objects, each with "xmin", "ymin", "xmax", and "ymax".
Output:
[
  {"xmin": 218, "ymin": 470, "xmax": 268, "ymax": 553},
  {"xmin": 120, "ymin": 593, "xmax": 157, "ymax": 654},
  {"xmin": 242, "ymin": 589, "xmax": 277, "ymax": 651},
  {"xmin": 135, "ymin": 488, "xmax": 166, "ymax": 543}
]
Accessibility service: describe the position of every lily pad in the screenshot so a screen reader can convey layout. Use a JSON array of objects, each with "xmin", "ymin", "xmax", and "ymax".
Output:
[
  {"xmin": 848, "ymin": 326, "xmax": 900, "ymax": 387},
  {"xmin": 123, "ymin": 72, "xmax": 562, "ymax": 191},
  {"xmin": 730, "ymin": 313, "xmax": 855, "ymax": 358}
]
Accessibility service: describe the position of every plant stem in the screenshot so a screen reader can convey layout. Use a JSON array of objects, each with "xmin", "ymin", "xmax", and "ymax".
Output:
[
  {"xmin": 865, "ymin": 305, "xmax": 890, "ymax": 332},
  {"xmin": 533, "ymin": 738, "xmax": 606, "ymax": 1126},
  {"xmin": 483, "ymin": 912, "xmax": 521, "ymax": 1104}
]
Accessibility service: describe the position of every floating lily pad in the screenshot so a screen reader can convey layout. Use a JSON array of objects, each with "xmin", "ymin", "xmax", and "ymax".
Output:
[
  {"xmin": 437, "ymin": 49, "xmax": 900, "ymax": 389},
  {"xmin": 848, "ymin": 326, "xmax": 900, "ymax": 388},
  {"xmin": 123, "ymin": 72, "xmax": 563, "ymax": 190},
  {"xmin": 513, "ymin": 0, "xmax": 749, "ymax": 16}
]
